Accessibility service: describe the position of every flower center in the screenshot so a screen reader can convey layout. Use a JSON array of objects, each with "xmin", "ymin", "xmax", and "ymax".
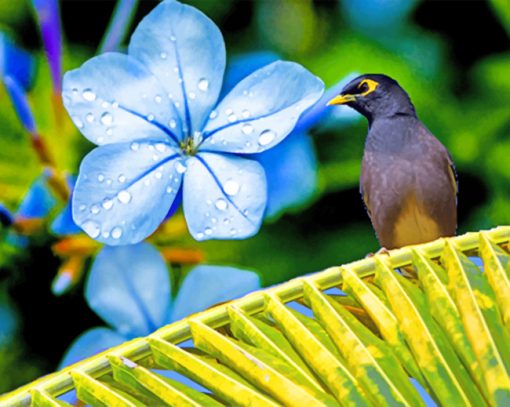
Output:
[{"xmin": 179, "ymin": 131, "xmax": 203, "ymax": 156}]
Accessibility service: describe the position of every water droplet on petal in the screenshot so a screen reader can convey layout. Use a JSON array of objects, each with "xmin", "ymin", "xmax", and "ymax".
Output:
[
  {"xmin": 155, "ymin": 143, "xmax": 166, "ymax": 152},
  {"xmin": 90, "ymin": 205, "xmax": 100, "ymax": 214},
  {"xmin": 97, "ymin": 174, "xmax": 105, "ymax": 182},
  {"xmin": 155, "ymin": 171, "xmax": 162, "ymax": 179},
  {"xmin": 154, "ymin": 95, "xmax": 162, "ymax": 103},
  {"xmin": 225, "ymin": 108, "xmax": 233, "ymax": 115},
  {"xmin": 198, "ymin": 78, "xmax": 209, "ymax": 92},
  {"xmin": 112, "ymin": 101, "xmax": 119, "ymax": 109},
  {"xmin": 82, "ymin": 220, "xmax": 100, "ymax": 238},
  {"xmin": 79, "ymin": 204, "xmax": 86, "ymax": 211},
  {"xmin": 160, "ymin": 52, "xmax": 167, "ymax": 59},
  {"xmin": 101, "ymin": 101, "xmax": 109, "ymax": 108},
  {"xmin": 223, "ymin": 218, "xmax": 231, "ymax": 225},
  {"xmin": 117, "ymin": 190, "xmax": 131, "ymax": 203},
  {"xmin": 188, "ymin": 91, "xmax": 196, "ymax": 100},
  {"xmin": 73, "ymin": 116, "xmax": 84, "ymax": 129},
  {"xmin": 215, "ymin": 198, "xmax": 227, "ymax": 210},
  {"xmin": 228, "ymin": 113, "xmax": 237, "ymax": 123},
  {"xmin": 118, "ymin": 175, "xmax": 126, "ymax": 183},
  {"xmin": 111, "ymin": 227, "xmax": 123, "ymax": 239},
  {"xmin": 130, "ymin": 142, "xmax": 139, "ymax": 151},
  {"xmin": 224, "ymin": 180, "xmax": 240, "ymax": 196},
  {"xmin": 242, "ymin": 109, "xmax": 251, "ymax": 118},
  {"xmin": 100, "ymin": 112, "xmax": 113, "ymax": 126},
  {"xmin": 170, "ymin": 35, "xmax": 176, "ymax": 41},
  {"xmin": 209, "ymin": 110, "xmax": 218, "ymax": 119},
  {"xmin": 147, "ymin": 114, "xmax": 155, "ymax": 121},
  {"xmin": 166, "ymin": 186, "xmax": 173, "ymax": 194},
  {"xmin": 82, "ymin": 89, "xmax": 96, "ymax": 101},
  {"xmin": 175, "ymin": 161, "xmax": 187, "ymax": 174},
  {"xmin": 102, "ymin": 199, "xmax": 113, "ymax": 210},
  {"xmin": 205, "ymin": 227, "xmax": 212, "ymax": 236},
  {"xmin": 230, "ymin": 228, "xmax": 237, "ymax": 236},
  {"xmin": 241, "ymin": 123, "xmax": 253, "ymax": 135},
  {"xmin": 258, "ymin": 130, "xmax": 276, "ymax": 146},
  {"xmin": 196, "ymin": 232, "xmax": 204, "ymax": 239},
  {"xmin": 106, "ymin": 128, "xmax": 113, "ymax": 136},
  {"xmin": 86, "ymin": 113, "xmax": 94, "ymax": 123},
  {"xmin": 168, "ymin": 119, "xmax": 177, "ymax": 129}
]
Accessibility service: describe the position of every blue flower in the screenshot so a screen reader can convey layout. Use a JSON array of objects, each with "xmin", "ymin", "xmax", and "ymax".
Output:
[
  {"xmin": 63, "ymin": 0, "xmax": 324, "ymax": 245},
  {"xmin": 222, "ymin": 52, "xmax": 360, "ymax": 218},
  {"xmin": 59, "ymin": 243, "xmax": 260, "ymax": 367}
]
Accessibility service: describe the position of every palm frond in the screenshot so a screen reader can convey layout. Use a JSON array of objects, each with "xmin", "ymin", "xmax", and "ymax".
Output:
[{"xmin": 2, "ymin": 226, "xmax": 510, "ymax": 406}]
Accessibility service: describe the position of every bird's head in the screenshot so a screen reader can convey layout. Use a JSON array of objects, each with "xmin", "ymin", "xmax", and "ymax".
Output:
[{"xmin": 327, "ymin": 74, "xmax": 416, "ymax": 121}]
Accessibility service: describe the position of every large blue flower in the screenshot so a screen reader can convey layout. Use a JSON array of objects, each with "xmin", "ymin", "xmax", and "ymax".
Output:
[{"xmin": 63, "ymin": 0, "xmax": 324, "ymax": 245}]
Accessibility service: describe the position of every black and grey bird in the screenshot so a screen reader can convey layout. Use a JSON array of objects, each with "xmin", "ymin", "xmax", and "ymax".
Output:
[{"xmin": 328, "ymin": 74, "xmax": 457, "ymax": 249}]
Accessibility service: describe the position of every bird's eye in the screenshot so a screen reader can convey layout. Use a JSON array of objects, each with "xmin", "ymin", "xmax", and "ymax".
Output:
[{"xmin": 358, "ymin": 82, "xmax": 369, "ymax": 93}]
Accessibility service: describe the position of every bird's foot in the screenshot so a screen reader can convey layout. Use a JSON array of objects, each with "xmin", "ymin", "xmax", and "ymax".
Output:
[{"xmin": 365, "ymin": 247, "xmax": 390, "ymax": 258}]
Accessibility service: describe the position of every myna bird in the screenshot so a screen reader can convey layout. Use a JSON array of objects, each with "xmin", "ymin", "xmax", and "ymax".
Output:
[{"xmin": 328, "ymin": 74, "xmax": 457, "ymax": 249}]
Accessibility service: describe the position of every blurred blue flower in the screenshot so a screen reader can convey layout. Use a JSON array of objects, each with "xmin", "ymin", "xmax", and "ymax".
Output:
[
  {"xmin": 63, "ymin": 0, "xmax": 324, "ymax": 245},
  {"xmin": 223, "ymin": 53, "xmax": 359, "ymax": 218},
  {"xmin": 0, "ymin": 32, "xmax": 34, "ymax": 90},
  {"xmin": 60, "ymin": 242, "xmax": 260, "ymax": 368},
  {"xmin": 99, "ymin": 0, "xmax": 140, "ymax": 53},
  {"xmin": 17, "ymin": 175, "xmax": 56, "ymax": 219},
  {"xmin": 0, "ymin": 32, "xmax": 36, "ymax": 134},
  {"xmin": 50, "ymin": 176, "xmax": 81, "ymax": 236},
  {"xmin": 341, "ymin": 0, "xmax": 419, "ymax": 34},
  {"xmin": 31, "ymin": 0, "xmax": 62, "ymax": 94}
]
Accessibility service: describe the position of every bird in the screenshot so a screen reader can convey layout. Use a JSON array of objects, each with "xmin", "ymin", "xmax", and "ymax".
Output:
[{"xmin": 327, "ymin": 74, "xmax": 457, "ymax": 250}]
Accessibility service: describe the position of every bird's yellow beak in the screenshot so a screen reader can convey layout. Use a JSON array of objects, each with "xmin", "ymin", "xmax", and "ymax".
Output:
[{"xmin": 327, "ymin": 94, "xmax": 356, "ymax": 106}]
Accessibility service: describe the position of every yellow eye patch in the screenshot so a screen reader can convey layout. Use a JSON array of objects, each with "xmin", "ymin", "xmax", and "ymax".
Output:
[{"xmin": 358, "ymin": 79, "xmax": 379, "ymax": 96}]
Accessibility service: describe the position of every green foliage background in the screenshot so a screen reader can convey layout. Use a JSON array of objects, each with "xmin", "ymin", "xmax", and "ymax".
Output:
[{"xmin": 0, "ymin": 0, "xmax": 509, "ymax": 393}]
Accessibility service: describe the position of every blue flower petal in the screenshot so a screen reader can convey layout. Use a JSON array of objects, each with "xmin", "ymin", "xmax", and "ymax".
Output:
[
  {"xmin": 63, "ymin": 52, "xmax": 183, "ymax": 146},
  {"xmin": 221, "ymin": 51, "xmax": 279, "ymax": 97},
  {"xmin": 59, "ymin": 327, "xmax": 125, "ymax": 368},
  {"xmin": 129, "ymin": 0, "xmax": 226, "ymax": 134},
  {"xmin": 0, "ymin": 32, "xmax": 34, "ymax": 90},
  {"xmin": 17, "ymin": 175, "xmax": 56, "ymax": 218},
  {"xmin": 3, "ymin": 75, "xmax": 37, "ymax": 134},
  {"xmin": 170, "ymin": 265, "xmax": 260, "ymax": 322},
  {"xmin": 201, "ymin": 61, "xmax": 324, "ymax": 154},
  {"xmin": 72, "ymin": 140, "xmax": 183, "ymax": 245},
  {"xmin": 294, "ymin": 72, "xmax": 361, "ymax": 134},
  {"xmin": 256, "ymin": 132, "xmax": 317, "ymax": 219},
  {"xmin": 183, "ymin": 152, "xmax": 266, "ymax": 240},
  {"xmin": 32, "ymin": 0, "xmax": 62, "ymax": 93},
  {"xmin": 85, "ymin": 243, "xmax": 171, "ymax": 337},
  {"xmin": 51, "ymin": 198, "xmax": 81, "ymax": 236}
]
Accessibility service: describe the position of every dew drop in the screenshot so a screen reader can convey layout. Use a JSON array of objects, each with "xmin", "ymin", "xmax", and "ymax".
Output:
[
  {"xmin": 102, "ymin": 231, "xmax": 110, "ymax": 239},
  {"xmin": 225, "ymin": 108, "xmax": 233, "ymax": 115},
  {"xmin": 224, "ymin": 180, "xmax": 240, "ymax": 196},
  {"xmin": 102, "ymin": 199, "xmax": 113, "ymax": 210},
  {"xmin": 258, "ymin": 130, "xmax": 276, "ymax": 146},
  {"xmin": 101, "ymin": 101, "xmax": 109, "ymax": 108},
  {"xmin": 82, "ymin": 89, "xmax": 96, "ymax": 101},
  {"xmin": 155, "ymin": 171, "xmax": 162, "ymax": 179},
  {"xmin": 82, "ymin": 220, "xmax": 100, "ymax": 238},
  {"xmin": 223, "ymin": 218, "xmax": 231, "ymax": 225},
  {"xmin": 198, "ymin": 78, "xmax": 209, "ymax": 92},
  {"xmin": 242, "ymin": 109, "xmax": 251, "ymax": 118},
  {"xmin": 160, "ymin": 52, "xmax": 167, "ymax": 59},
  {"xmin": 188, "ymin": 91, "xmax": 196, "ymax": 100},
  {"xmin": 152, "ymin": 154, "xmax": 159, "ymax": 161},
  {"xmin": 118, "ymin": 175, "xmax": 126, "ymax": 183},
  {"xmin": 241, "ymin": 123, "xmax": 253, "ymax": 135},
  {"xmin": 209, "ymin": 110, "xmax": 218, "ymax": 119},
  {"xmin": 154, "ymin": 95, "xmax": 162, "ymax": 103},
  {"xmin": 174, "ymin": 101, "xmax": 180, "ymax": 108},
  {"xmin": 73, "ymin": 117, "xmax": 84, "ymax": 129},
  {"xmin": 147, "ymin": 114, "xmax": 155, "ymax": 121},
  {"xmin": 111, "ymin": 227, "xmax": 123, "ymax": 239},
  {"xmin": 97, "ymin": 174, "xmax": 105, "ymax": 182},
  {"xmin": 79, "ymin": 204, "xmax": 86, "ymax": 211},
  {"xmin": 106, "ymin": 128, "xmax": 113, "ymax": 136},
  {"xmin": 215, "ymin": 198, "xmax": 227, "ymax": 210},
  {"xmin": 90, "ymin": 205, "xmax": 100, "ymax": 215},
  {"xmin": 117, "ymin": 190, "xmax": 132, "ymax": 204},
  {"xmin": 155, "ymin": 143, "xmax": 166, "ymax": 152},
  {"xmin": 166, "ymin": 186, "xmax": 173, "ymax": 194},
  {"xmin": 175, "ymin": 161, "xmax": 187, "ymax": 174},
  {"xmin": 228, "ymin": 114, "xmax": 237, "ymax": 123},
  {"xmin": 130, "ymin": 142, "xmax": 139, "ymax": 151},
  {"xmin": 112, "ymin": 101, "xmax": 119, "ymax": 109},
  {"xmin": 229, "ymin": 228, "xmax": 237, "ymax": 236},
  {"xmin": 86, "ymin": 113, "xmax": 94, "ymax": 123},
  {"xmin": 168, "ymin": 119, "xmax": 177, "ymax": 129},
  {"xmin": 196, "ymin": 232, "xmax": 204, "ymax": 239},
  {"xmin": 100, "ymin": 112, "xmax": 113, "ymax": 125},
  {"xmin": 205, "ymin": 227, "xmax": 212, "ymax": 236}
]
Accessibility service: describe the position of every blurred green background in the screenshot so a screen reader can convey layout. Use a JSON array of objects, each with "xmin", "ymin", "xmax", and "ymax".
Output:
[{"xmin": 0, "ymin": 0, "xmax": 509, "ymax": 393}]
